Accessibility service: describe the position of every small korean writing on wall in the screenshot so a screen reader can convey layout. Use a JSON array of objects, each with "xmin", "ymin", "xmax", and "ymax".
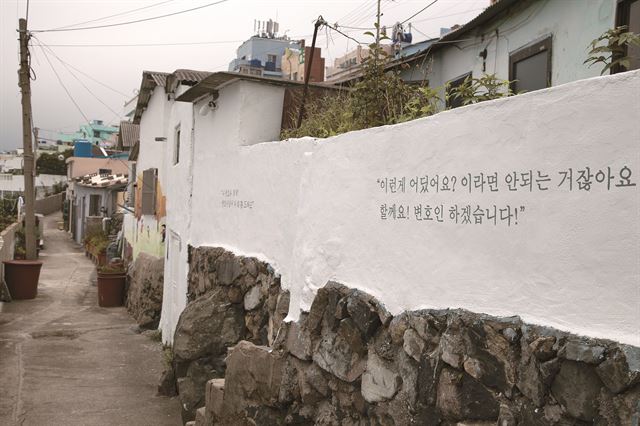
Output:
[{"xmin": 220, "ymin": 189, "xmax": 254, "ymax": 209}]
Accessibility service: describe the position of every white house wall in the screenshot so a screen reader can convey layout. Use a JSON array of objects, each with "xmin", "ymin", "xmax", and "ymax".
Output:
[
  {"xmin": 178, "ymin": 71, "xmax": 639, "ymax": 347},
  {"xmin": 159, "ymin": 84, "xmax": 196, "ymax": 340},
  {"xmin": 73, "ymin": 186, "xmax": 116, "ymax": 244},
  {"xmin": 158, "ymin": 80, "xmax": 295, "ymax": 341},
  {"xmin": 132, "ymin": 86, "xmax": 169, "ymax": 259},
  {"xmin": 415, "ymin": 0, "xmax": 615, "ymax": 93}
]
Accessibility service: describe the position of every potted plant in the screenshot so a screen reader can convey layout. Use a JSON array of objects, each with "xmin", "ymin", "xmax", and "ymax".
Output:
[
  {"xmin": 97, "ymin": 262, "xmax": 126, "ymax": 307},
  {"xmin": 83, "ymin": 234, "xmax": 93, "ymax": 257},
  {"xmin": 93, "ymin": 236, "xmax": 109, "ymax": 266},
  {"xmin": 3, "ymin": 227, "xmax": 43, "ymax": 300}
]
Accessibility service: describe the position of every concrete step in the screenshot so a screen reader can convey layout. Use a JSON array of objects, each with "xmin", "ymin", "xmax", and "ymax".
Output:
[
  {"xmin": 205, "ymin": 378, "xmax": 225, "ymax": 423},
  {"xmin": 194, "ymin": 407, "xmax": 208, "ymax": 426}
]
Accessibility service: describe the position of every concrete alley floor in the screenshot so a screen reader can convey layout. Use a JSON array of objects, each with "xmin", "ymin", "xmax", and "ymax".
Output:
[{"xmin": 0, "ymin": 213, "xmax": 181, "ymax": 426}]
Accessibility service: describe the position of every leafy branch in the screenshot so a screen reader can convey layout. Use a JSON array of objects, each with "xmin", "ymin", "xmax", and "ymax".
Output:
[{"xmin": 584, "ymin": 26, "xmax": 640, "ymax": 75}]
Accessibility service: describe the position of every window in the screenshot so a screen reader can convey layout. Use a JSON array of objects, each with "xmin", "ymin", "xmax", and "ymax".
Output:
[
  {"xmin": 93, "ymin": 130, "xmax": 100, "ymax": 138},
  {"xmin": 141, "ymin": 168, "xmax": 157, "ymax": 215},
  {"xmin": 173, "ymin": 125, "xmax": 181, "ymax": 165},
  {"xmin": 446, "ymin": 72, "xmax": 472, "ymax": 109},
  {"xmin": 267, "ymin": 54, "xmax": 277, "ymax": 64},
  {"xmin": 98, "ymin": 168, "xmax": 111, "ymax": 175},
  {"xmin": 89, "ymin": 194, "xmax": 101, "ymax": 216},
  {"xmin": 615, "ymin": 0, "xmax": 640, "ymax": 72},
  {"xmin": 509, "ymin": 36, "xmax": 552, "ymax": 94}
]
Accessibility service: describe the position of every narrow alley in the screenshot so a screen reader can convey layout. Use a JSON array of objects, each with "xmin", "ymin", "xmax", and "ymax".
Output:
[{"xmin": 0, "ymin": 213, "xmax": 181, "ymax": 426}]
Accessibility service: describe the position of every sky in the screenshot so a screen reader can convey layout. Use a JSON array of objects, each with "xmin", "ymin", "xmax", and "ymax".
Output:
[{"xmin": 0, "ymin": 0, "xmax": 489, "ymax": 151}]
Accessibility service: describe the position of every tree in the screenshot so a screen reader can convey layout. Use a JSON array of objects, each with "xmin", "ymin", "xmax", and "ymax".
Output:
[{"xmin": 36, "ymin": 150, "xmax": 72, "ymax": 175}]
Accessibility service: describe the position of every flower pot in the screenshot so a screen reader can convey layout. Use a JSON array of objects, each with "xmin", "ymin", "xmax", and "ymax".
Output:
[
  {"xmin": 97, "ymin": 272, "xmax": 126, "ymax": 307},
  {"xmin": 3, "ymin": 260, "xmax": 43, "ymax": 300}
]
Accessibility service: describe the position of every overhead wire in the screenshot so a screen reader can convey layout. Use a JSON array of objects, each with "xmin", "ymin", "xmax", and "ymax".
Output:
[
  {"xmin": 400, "ymin": 0, "xmax": 439, "ymax": 25},
  {"xmin": 41, "ymin": 40, "xmax": 245, "ymax": 48},
  {"xmin": 323, "ymin": 23, "xmax": 366, "ymax": 45},
  {"xmin": 34, "ymin": 39, "xmax": 92, "ymax": 126},
  {"xmin": 49, "ymin": 0, "xmax": 177, "ymax": 31},
  {"xmin": 335, "ymin": 0, "xmax": 373, "ymax": 26},
  {"xmin": 33, "ymin": 39, "xmax": 122, "ymax": 118},
  {"xmin": 30, "ymin": 37, "xmax": 130, "ymax": 97},
  {"xmin": 31, "ymin": 0, "xmax": 232, "ymax": 33}
]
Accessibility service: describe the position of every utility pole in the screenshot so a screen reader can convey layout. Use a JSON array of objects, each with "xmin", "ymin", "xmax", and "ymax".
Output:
[
  {"xmin": 375, "ymin": 0, "xmax": 381, "ymax": 48},
  {"xmin": 296, "ymin": 16, "xmax": 325, "ymax": 129},
  {"xmin": 18, "ymin": 18, "xmax": 38, "ymax": 260}
]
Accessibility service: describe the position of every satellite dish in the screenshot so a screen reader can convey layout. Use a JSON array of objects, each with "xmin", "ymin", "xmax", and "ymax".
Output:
[{"xmin": 58, "ymin": 154, "xmax": 64, "ymax": 161}]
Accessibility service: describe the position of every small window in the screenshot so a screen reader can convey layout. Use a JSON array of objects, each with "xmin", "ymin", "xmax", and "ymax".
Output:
[
  {"xmin": 509, "ymin": 36, "xmax": 552, "ymax": 93},
  {"xmin": 99, "ymin": 168, "xmax": 111, "ymax": 175},
  {"xmin": 267, "ymin": 54, "xmax": 277, "ymax": 64},
  {"xmin": 89, "ymin": 194, "xmax": 101, "ymax": 216},
  {"xmin": 93, "ymin": 130, "xmax": 100, "ymax": 138},
  {"xmin": 446, "ymin": 72, "xmax": 472, "ymax": 109},
  {"xmin": 141, "ymin": 168, "xmax": 157, "ymax": 215},
  {"xmin": 173, "ymin": 125, "xmax": 181, "ymax": 165},
  {"xmin": 615, "ymin": 0, "xmax": 640, "ymax": 72}
]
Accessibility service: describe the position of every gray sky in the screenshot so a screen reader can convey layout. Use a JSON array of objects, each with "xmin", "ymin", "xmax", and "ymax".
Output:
[{"xmin": 0, "ymin": 0, "xmax": 488, "ymax": 150}]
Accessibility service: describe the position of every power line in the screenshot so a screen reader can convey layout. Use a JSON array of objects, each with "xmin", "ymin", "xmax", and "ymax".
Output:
[
  {"xmin": 338, "ymin": 0, "xmax": 377, "ymax": 27},
  {"xmin": 49, "ymin": 0, "xmax": 177, "ymax": 31},
  {"xmin": 346, "ymin": 1, "xmax": 380, "ymax": 27},
  {"xmin": 31, "ymin": 0, "xmax": 232, "ymax": 33},
  {"xmin": 33, "ymin": 40, "xmax": 122, "ymax": 118},
  {"xmin": 412, "ymin": 7, "xmax": 485, "ymax": 24},
  {"xmin": 36, "ymin": 41, "xmax": 92, "ymax": 126},
  {"xmin": 400, "ymin": 0, "xmax": 440, "ymax": 25},
  {"xmin": 323, "ymin": 23, "xmax": 366, "ymax": 45},
  {"xmin": 30, "ymin": 36, "xmax": 130, "ymax": 97},
  {"xmin": 41, "ymin": 39, "xmax": 245, "ymax": 48},
  {"xmin": 411, "ymin": 25, "xmax": 434, "ymax": 40}
]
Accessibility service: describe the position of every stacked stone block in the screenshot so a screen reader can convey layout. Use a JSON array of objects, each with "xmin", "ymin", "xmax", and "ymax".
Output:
[{"xmin": 175, "ymin": 248, "xmax": 640, "ymax": 425}]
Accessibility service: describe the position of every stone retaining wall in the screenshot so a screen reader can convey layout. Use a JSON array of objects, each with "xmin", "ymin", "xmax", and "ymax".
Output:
[
  {"xmin": 169, "ymin": 246, "xmax": 289, "ymax": 422},
  {"xmin": 126, "ymin": 252, "xmax": 164, "ymax": 329},
  {"xmin": 175, "ymin": 248, "xmax": 639, "ymax": 425}
]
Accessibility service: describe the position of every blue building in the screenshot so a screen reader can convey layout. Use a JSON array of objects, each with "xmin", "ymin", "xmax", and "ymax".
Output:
[{"xmin": 229, "ymin": 21, "xmax": 301, "ymax": 79}]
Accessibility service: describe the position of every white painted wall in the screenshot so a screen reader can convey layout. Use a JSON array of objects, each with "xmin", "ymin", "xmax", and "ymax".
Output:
[
  {"xmin": 72, "ymin": 185, "xmax": 119, "ymax": 244},
  {"xmin": 177, "ymin": 70, "xmax": 639, "ymax": 347},
  {"xmin": 130, "ymin": 86, "xmax": 169, "ymax": 260},
  {"xmin": 0, "ymin": 174, "xmax": 67, "ymax": 200},
  {"xmin": 159, "ymin": 80, "xmax": 292, "ymax": 341},
  {"xmin": 405, "ymin": 0, "xmax": 616, "ymax": 94},
  {"xmin": 159, "ymin": 84, "xmax": 196, "ymax": 339}
]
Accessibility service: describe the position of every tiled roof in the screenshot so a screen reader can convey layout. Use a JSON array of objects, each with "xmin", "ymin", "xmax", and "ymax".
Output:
[
  {"xmin": 148, "ymin": 71, "xmax": 169, "ymax": 87},
  {"xmin": 176, "ymin": 71, "xmax": 339, "ymax": 103},
  {"xmin": 173, "ymin": 69, "xmax": 212, "ymax": 85},
  {"xmin": 133, "ymin": 69, "xmax": 211, "ymax": 123},
  {"xmin": 75, "ymin": 173, "xmax": 128, "ymax": 189}
]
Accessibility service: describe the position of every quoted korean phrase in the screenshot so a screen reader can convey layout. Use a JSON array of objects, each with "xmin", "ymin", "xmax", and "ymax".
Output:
[{"xmin": 377, "ymin": 165, "xmax": 636, "ymax": 226}]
